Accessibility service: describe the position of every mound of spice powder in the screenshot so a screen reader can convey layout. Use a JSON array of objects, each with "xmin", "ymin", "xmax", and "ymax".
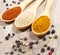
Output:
[
  {"xmin": 2, "ymin": 6, "xmax": 21, "ymax": 20},
  {"xmin": 33, "ymin": 16, "xmax": 50, "ymax": 33}
]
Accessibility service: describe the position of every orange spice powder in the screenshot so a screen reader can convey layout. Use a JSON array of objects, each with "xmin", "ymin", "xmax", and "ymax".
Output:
[
  {"xmin": 2, "ymin": 6, "xmax": 21, "ymax": 20},
  {"xmin": 33, "ymin": 16, "xmax": 50, "ymax": 33}
]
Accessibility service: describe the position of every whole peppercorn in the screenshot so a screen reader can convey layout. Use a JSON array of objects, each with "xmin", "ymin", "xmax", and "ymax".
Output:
[
  {"xmin": 5, "ymin": 36, "xmax": 9, "ymax": 40},
  {"xmin": 41, "ymin": 48, "xmax": 45, "ymax": 52},
  {"xmin": 51, "ymin": 25, "xmax": 54, "ymax": 28},
  {"xmin": 12, "ymin": 45, "xmax": 16, "ymax": 48},
  {"xmin": 47, "ymin": 46, "xmax": 50, "ymax": 50},
  {"xmin": 12, "ymin": 33, "xmax": 15, "ymax": 36},
  {"xmin": 46, "ymin": 31, "xmax": 50, "ymax": 35},
  {"xmin": 51, "ymin": 29, "xmax": 55, "ymax": 34},
  {"xmin": 50, "ymin": 48, "xmax": 54, "ymax": 52},
  {"xmin": 3, "ymin": 26, "xmax": 6, "ymax": 29},
  {"xmin": 17, "ymin": 45, "xmax": 20, "ymax": 48},
  {"xmin": 3, "ymin": 0, "xmax": 6, "ymax": 3},
  {"xmin": 6, "ymin": 3, "xmax": 8, "ymax": 6},
  {"xmin": 18, "ymin": 48, "xmax": 22, "ymax": 52},
  {"xmin": 29, "ymin": 42, "xmax": 34, "ymax": 45},
  {"xmin": 12, "ymin": 1, "xmax": 16, "ymax": 4},
  {"xmin": 10, "ymin": 51, "xmax": 14, "ymax": 55},
  {"xmin": 8, "ymin": 33, "xmax": 10, "ymax": 36},
  {"xmin": 24, "ymin": 37, "xmax": 27, "ymax": 41},
  {"xmin": 43, "ymin": 37, "xmax": 46, "ymax": 41},
  {"xmin": 17, "ymin": 2, "xmax": 20, "ymax": 4}
]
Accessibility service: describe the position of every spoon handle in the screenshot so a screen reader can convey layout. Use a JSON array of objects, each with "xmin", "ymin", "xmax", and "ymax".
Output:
[
  {"xmin": 20, "ymin": 0, "xmax": 34, "ymax": 11},
  {"xmin": 29, "ymin": 0, "xmax": 44, "ymax": 12},
  {"xmin": 43, "ymin": 0, "xmax": 54, "ymax": 15}
]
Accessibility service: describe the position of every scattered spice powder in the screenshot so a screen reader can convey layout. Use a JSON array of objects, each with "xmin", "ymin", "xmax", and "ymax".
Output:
[
  {"xmin": 33, "ymin": 16, "xmax": 50, "ymax": 33},
  {"xmin": 2, "ymin": 6, "xmax": 21, "ymax": 20}
]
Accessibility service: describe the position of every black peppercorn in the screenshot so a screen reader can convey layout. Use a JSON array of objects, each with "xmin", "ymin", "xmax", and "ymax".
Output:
[
  {"xmin": 10, "ymin": 51, "xmax": 14, "ymax": 55},
  {"xmin": 3, "ymin": 26, "xmax": 6, "ymax": 29},
  {"xmin": 17, "ymin": 2, "xmax": 20, "ymax": 4},
  {"xmin": 47, "ymin": 46, "xmax": 50, "ymax": 50},
  {"xmin": 42, "ymin": 37, "xmax": 46, "ymax": 41},
  {"xmin": 29, "ymin": 42, "xmax": 34, "ymax": 45},
  {"xmin": 8, "ymin": 33, "xmax": 10, "ymax": 36},
  {"xmin": 12, "ymin": 1, "xmax": 16, "ymax": 4},
  {"xmin": 18, "ymin": 48, "xmax": 22, "ymax": 52},
  {"xmin": 15, "ymin": 40, "xmax": 20, "ymax": 43},
  {"xmin": 6, "ymin": 3, "xmax": 8, "ymax": 6},
  {"xmin": 41, "ymin": 48, "xmax": 45, "ymax": 52},
  {"xmin": 46, "ymin": 31, "xmax": 50, "ymax": 35},
  {"xmin": 17, "ymin": 45, "xmax": 20, "ymax": 48},
  {"xmin": 12, "ymin": 45, "xmax": 16, "ymax": 48},
  {"xmin": 51, "ymin": 29, "xmax": 55, "ymax": 34},
  {"xmin": 12, "ymin": 33, "xmax": 15, "ymax": 36},
  {"xmin": 5, "ymin": 36, "xmax": 9, "ymax": 40},
  {"xmin": 51, "ymin": 25, "xmax": 54, "ymax": 28},
  {"xmin": 3, "ymin": 0, "xmax": 6, "ymax": 3},
  {"xmin": 24, "ymin": 37, "xmax": 27, "ymax": 41}
]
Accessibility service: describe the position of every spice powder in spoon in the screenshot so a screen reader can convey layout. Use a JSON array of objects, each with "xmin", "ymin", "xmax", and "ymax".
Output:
[
  {"xmin": 33, "ymin": 16, "xmax": 50, "ymax": 33},
  {"xmin": 2, "ymin": 6, "xmax": 21, "ymax": 20}
]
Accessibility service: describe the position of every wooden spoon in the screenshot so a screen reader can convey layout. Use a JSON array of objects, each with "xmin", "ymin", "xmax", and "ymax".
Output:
[
  {"xmin": 32, "ymin": 0, "xmax": 54, "ymax": 36},
  {"xmin": 15, "ymin": 0, "xmax": 44, "ymax": 29},
  {"xmin": 0, "ymin": 0, "xmax": 34, "ymax": 22}
]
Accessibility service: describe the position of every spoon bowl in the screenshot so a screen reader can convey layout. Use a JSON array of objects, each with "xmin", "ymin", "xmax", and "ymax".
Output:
[
  {"xmin": 32, "ymin": 15, "xmax": 51, "ymax": 36},
  {"xmin": 15, "ymin": 0, "xmax": 44, "ymax": 29},
  {"xmin": 32, "ymin": 0, "xmax": 54, "ymax": 36},
  {"xmin": 15, "ymin": 10, "xmax": 36, "ymax": 29},
  {"xmin": 0, "ymin": 0, "xmax": 34, "ymax": 22}
]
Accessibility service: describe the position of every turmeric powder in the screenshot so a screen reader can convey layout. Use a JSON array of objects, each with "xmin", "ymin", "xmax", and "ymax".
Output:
[
  {"xmin": 33, "ymin": 16, "xmax": 50, "ymax": 33},
  {"xmin": 2, "ymin": 6, "xmax": 21, "ymax": 20}
]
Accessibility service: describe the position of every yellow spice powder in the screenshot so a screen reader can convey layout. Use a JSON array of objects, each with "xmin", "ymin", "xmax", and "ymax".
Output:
[{"xmin": 33, "ymin": 16, "xmax": 50, "ymax": 33}]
